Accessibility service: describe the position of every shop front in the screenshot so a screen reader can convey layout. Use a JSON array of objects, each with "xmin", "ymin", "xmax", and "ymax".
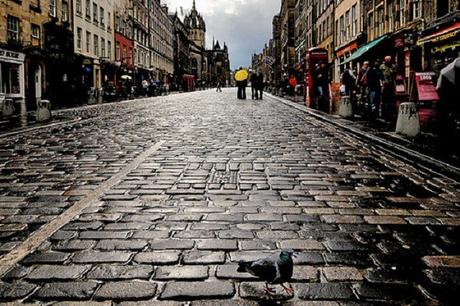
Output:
[
  {"xmin": 0, "ymin": 48, "xmax": 25, "ymax": 101},
  {"xmin": 418, "ymin": 17, "xmax": 460, "ymax": 75},
  {"xmin": 0, "ymin": 48, "xmax": 26, "ymax": 119}
]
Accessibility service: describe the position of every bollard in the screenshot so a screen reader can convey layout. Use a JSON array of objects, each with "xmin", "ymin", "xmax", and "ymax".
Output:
[
  {"xmin": 395, "ymin": 102, "xmax": 420, "ymax": 137},
  {"xmin": 338, "ymin": 95, "xmax": 353, "ymax": 118},
  {"xmin": 1, "ymin": 98, "xmax": 15, "ymax": 117},
  {"xmin": 36, "ymin": 99, "xmax": 52, "ymax": 122}
]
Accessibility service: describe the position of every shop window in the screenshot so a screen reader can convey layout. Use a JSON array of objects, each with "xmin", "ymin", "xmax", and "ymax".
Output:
[
  {"xmin": 7, "ymin": 15, "xmax": 20, "ymax": 42},
  {"xmin": 1, "ymin": 63, "xmax": 21, "ymax": 94}
]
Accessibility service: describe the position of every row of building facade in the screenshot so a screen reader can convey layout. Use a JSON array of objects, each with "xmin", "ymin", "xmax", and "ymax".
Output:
[
  {"xmin": 0, "ymin": 0, "xmax": 230, "ymax": 111},
  {"xmin": 252, "ymin": 0, "xmax": 459, "ymax": 96}
]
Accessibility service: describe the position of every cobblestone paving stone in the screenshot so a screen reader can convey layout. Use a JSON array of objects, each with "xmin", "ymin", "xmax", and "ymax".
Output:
[{"xmin": 0, "ymin": 89, "xmax": 460, "ymax": 304}]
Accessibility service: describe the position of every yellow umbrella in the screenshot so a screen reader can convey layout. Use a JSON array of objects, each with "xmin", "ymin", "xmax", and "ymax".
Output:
[{"xmin": 234, "ymin": 69, "xmax": 249, "ymax": 81}]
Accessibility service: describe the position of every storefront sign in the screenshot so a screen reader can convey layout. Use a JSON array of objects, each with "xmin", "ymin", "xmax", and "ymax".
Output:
[
  {"xmin": 415, "ymin": 72, "xmax": 440, "ymax": 101},
  {"xmin": 0, "ymin": 48, "xmax": 25, "ymax": 63}
]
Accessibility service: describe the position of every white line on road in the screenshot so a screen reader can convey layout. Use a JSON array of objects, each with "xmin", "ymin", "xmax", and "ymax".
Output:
[{"xmin": 0, "ymin": 140, "xmax": 165, "ymax": 277}]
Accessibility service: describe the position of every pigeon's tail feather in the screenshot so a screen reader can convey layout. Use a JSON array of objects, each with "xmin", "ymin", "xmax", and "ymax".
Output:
[{"xmin": 237, "ymin": 261, "xmax": 250, "ymax": 273}]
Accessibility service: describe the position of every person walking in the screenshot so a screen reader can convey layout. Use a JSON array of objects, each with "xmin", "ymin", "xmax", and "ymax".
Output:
[
  {"xmin": 380, "ymin": 55, "xmax": 396, "ymax": 122},
  {"xmin": 250, "ymin": 71, "xmax": 259, "ymax": 99},
  {"xmin": 257, "ymin": 70, "xmax": 265, "ymax": 100},
  {"xmin": 216, "ymin": 79, "xmax": 223, "ymax": 92},
  {"xmin": 341, "ymin": 67, "xmax": 357, "ymax": 113},
  {"xmin": 356, "ymin": 61, "xmax": 370, "ymax": 115},
  {"xmin": 235, "ymin": 67, "xmax": 248, "ymax": 99},
  {"xmin": 366, "ymin": 61, "xmax": 383, "ymax": 119},
  {"xmin": 288, "ymin": 75, "xmax": 298, "ymax": 96}
]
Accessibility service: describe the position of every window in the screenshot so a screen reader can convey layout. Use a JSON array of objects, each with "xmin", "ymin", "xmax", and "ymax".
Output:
[
  {"xmin": 101, "ymin": 37, "xmax": 105, "ymax": 57},
  {"xmin": 107, "ymin": 40, "xmax": 112, "ymax": 59},
  {"xmin": 86, "ymin": 31, "xmax": 91, "ymax": 52},
  {"xmin": 50, "ymin": 0, "xmax": 57, "ymax": 17},
  {"xmin": 108, "ymin": 12, "xmax": 112, "ymax": 32},
  {"xmin": 62, "ymin": 1, "xmax": 69, "ymax": 22},
  {"xmin": 31, "ymin": 24, "xmax": 40, "ymax": 40},
  {"xmin": 345, "ymin": 11, "xmax": 350, "ymax": 40},
  {"xmin": 93, "ymin": 3, "xmax": 98, "ymax": 24},
  {"xmin": 399, "ymin": 0, "xmax": 406, "ymax": 26},
  {"xmin": 7, "ymin": 15, "xmax": 20, "ymax": 42},
  {"xmin": 76, "ymin": 0, "xmax": 82, "ymax": 15},
  {"xmin": 1, "ymin": 63, "xmax": 21, "ymax": 94},
  {"xmin": 352, "ymin": 4, "xmax": 357, "ymax": 36},
  {"xmin": 100, "ymin": 7, "xmax": 105, "ymax": 28},
  {"xmin": 412, "ymin": 1, "xmax": 421, "ymax": 20},
  {"xmin": 77, "ymin": 27, "xmax": 82, "ymax": 49},
  {"xmin": 94, "ymin": 34, "xmax": 98, "ymax": 56},
  {"xmin": 116, "ymin": 42, "xmax": 121, "ymax": 61},
  {"xmin": 86, "ymin": 0, "xmax": 91, "ymax": 19}
]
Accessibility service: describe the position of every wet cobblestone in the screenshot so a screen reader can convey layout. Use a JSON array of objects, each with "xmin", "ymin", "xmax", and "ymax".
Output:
[{"xmin": 0, "ymin": 89, "xmax": 459, "ymax": 304}]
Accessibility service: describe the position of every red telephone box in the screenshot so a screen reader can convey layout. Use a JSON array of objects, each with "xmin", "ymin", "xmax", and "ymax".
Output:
[{"xmin": 305, "ymin": 48, "xmax": 329, "ymax": 108}]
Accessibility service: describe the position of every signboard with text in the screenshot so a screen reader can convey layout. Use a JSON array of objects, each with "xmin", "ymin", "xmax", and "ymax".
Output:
[{"xmin": 415, "ymin": 72, "xmax": 440, "ymax": 101}]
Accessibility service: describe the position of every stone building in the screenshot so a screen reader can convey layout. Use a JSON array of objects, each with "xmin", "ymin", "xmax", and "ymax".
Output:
[
  {"xmin": 183, "ymin": 0, "xmax": 230, "ymax": 86},
  {"xmin": 114, "ymin": 0, "xmax": 134, "ymax": 88},
  {"xmin": 280, "ymin": 0, "xmax": 296, "ymax": 75},
  {"xmin": 132, "ymin": 0, "xmax": 151, "ymax": 87},
  {"xmin": 334, "ymin": 0, "xmax": 362, "ymax": 80},
  {"xmin": 272, "ymin": 14, "xmax": 282, "ymax": 84},
  {"xmin": 73, "ymin": 0, "xmax": 115, "ymax": 94},
  {"xmin": 184, "ymin": 0, "xmax": 206, "ymax": 81},
  {"xmin": 1, "ymin": 0, "xmax": 74, "ymax": 110},
  {"xmin": 170, "ymin": 12, "xmax": 191, "ymax": 87},
  {"xmin": 149, "ymin": 0, "xmax": 174, "ymax": 82},
  {"xmin": 316, "ymin": 0, "xmax": 335, "ymax": 67}
]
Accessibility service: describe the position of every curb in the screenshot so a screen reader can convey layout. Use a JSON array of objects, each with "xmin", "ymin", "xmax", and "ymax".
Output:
[{"xmin": 267, "ymin": 93, "xmax": 460, "ymax": 183}]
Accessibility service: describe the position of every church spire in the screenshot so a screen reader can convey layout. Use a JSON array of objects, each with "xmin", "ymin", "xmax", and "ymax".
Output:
[{"xmin": 192, "ymin": 0, "xmax": 196, "ymax": 10}]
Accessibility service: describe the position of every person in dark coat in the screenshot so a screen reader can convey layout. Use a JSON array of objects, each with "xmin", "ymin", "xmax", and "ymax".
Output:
[
  {"xmin": 257, "ymin": 71, "xmax": 265, "ymax": 100},
  {"xmin": 250, "ymin": 71, "xmax": 259, "ymax": 99},
  {"xmin": 366, "ymin": 61, "xmax": 384, "ymax": 119}
]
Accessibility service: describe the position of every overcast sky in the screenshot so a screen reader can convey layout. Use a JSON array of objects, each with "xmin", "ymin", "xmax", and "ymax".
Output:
[{"xmin": 164, "ymin": 0, "xmax": 280, "ymax": 70}]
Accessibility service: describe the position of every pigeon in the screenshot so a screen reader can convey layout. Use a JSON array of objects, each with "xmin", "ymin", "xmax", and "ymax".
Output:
[{"xmin": 237, "ymin": 249, "xmax": 296, "ymax": 295}]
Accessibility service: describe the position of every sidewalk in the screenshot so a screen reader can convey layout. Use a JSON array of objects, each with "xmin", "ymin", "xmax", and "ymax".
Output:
[{"xmin": 268, "ymin": 93, "xmax": 460, "ymax": 181}]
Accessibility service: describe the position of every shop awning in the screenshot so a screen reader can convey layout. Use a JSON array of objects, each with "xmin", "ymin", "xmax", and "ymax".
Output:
[
  {"xmin": 341, "ymin": 35, "xmax": 388, "ymax": 64},
  {"xmin": 417, "ymin": 21, "xmax": 460, "ymax": 45}
]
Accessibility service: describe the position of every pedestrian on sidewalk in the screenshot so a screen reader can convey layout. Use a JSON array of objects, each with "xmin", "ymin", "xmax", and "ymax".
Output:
[
  {"xmin": 288, "ymin": 75, "xmax": 298, "ymax": 96},
  {"xmin": 356, "ymin": 61, "xmax": 370, "ymax": 115},
  {"xmin": 216, "ymin": 79, "xmax": 223, "ymax": 92},
  {"xmin": 250, "ymin": 71, "xmax": 259, "ymax": 99},
  {"xmin": 366, "ymin": 61, "xmax": 383, "ymax": 119},
  {"xmin": 235, "ymin": 67, "xmax": 248, "ymax": 99},
  {"xmin": 341, "ymin": 67, "xmax": 357, "ymax": 113},
  {"xmin": 257, "ymin": 70, "xmax": 265, "ymax": 100},
  {"xmin": 380, "ymin": 55, "xmax": 397, "ymax": 123}
]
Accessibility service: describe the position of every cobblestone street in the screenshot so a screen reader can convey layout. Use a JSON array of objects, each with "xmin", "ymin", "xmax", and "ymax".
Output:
[{"xmin": 0, "ymin": 89, "xmax": 459, "ymax": 305}]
